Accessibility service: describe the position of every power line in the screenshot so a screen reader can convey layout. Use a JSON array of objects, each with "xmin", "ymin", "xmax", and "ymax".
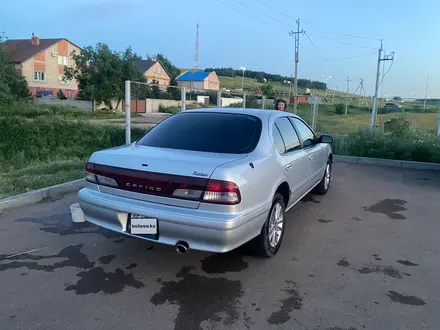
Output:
[
  {"xmin": 235, "ymin": 0, "xmax": 290, "ymax": 29},
  {"xmin": 299, "ymin": 42, "xmax": 317, "ymax": 60},
  {"xmin": 324, "ymin": 51, "xmax": 377, "ymax": 62},
  {"xmin": 252, "ymin": 0, "xmax": 381, "ymax": 41},
  {"xmin": 253, "ymin": 0, "xmax": 296, "ymax": 22},
  {"xmin": 302, "ymin": 19, "xmax": 381, "ymax": 41},
  {"xmin": 214, "ymin": 0, "xmax": 286, "ymax": 32},
  {"xmin": 379, "ymin": 57, "xmax": 394, "ymax": 87},
  {"xmin": 319, "ymin": 35, "xmax": 377, "ymax": 49},
  {"xmin": 304, "ymin": 32, "xmax": 326, "ymax": 60}
]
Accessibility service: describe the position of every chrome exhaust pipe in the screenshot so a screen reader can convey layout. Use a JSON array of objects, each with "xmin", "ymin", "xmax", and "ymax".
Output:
[{"xmin": 175, "ymin": 241, "xmax": 189, "ymax": 254}]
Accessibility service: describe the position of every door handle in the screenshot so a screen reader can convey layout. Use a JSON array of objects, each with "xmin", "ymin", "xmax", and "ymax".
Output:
[
  {"xmin": 308, "ymin": 155, "xmax": 314, "ymax": 160},
  {"xmin": 285, "ymin": 164, "xmax": 292, "ymax": 171}
]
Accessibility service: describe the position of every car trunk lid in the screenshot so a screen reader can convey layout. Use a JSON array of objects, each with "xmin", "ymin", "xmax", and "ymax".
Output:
[{"xmin": 88, "ymin": 144, "xmax": 246, "ymax": 208}]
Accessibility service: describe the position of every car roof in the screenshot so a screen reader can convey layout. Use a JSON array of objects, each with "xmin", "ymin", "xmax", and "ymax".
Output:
[{"xmin": 183, "ymin": 108, "xmax": 299, "ymax": 121}]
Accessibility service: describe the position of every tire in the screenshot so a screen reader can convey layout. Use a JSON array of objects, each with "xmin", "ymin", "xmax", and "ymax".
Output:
[
  {"xmin": 251, "ymin": 193, "xmax": 286, "ymax": 258},
  {"xmin": 312, "ymin": 159, "xmax": 332, "ymax": 195}
]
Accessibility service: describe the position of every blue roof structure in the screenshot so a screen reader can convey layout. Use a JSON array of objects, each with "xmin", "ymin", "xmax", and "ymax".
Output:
[{"xmin": 176, "ymin": 71, "xmax": 211, "ymax": 81}]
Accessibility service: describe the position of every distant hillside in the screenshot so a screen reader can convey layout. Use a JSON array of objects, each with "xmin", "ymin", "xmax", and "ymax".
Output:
[
  {"xmin": 218, "ymin": 75, "xmax": 369, "ymax": 106},
  {"xmin": 206, "ymin": 67, "xmax": 327, "ymax": 90}
]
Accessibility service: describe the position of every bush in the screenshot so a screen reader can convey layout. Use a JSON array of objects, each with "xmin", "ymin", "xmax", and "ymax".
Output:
[
  {"xmin": 333, "ymin": 131, "xmax": 440, "ymax": 163},
  {"xmin": 158, "ymin": 104, "xmax": 180, "ymax": 114},
  {"xmin": 2, "ymin": 102, "xmax": 128, "ymax": 119},
  {"xmin": 335, "ymin": 103, "xmax": 345, "ymax": 115},
  {"xmin": 0, "ymin": 116, "xmax": 147, "ymax": 171}
]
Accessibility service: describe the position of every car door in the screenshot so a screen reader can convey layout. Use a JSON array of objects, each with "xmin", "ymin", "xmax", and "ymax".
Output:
[
  {"xmin": 290, "ymin": 117, "xmax": 326, "ymax": 187},
  {"xmin": 273, "ymin": 117, "xmax": 310, "ymax": 206}
]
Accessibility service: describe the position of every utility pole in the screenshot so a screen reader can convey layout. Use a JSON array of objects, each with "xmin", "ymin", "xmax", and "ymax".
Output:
[
  {"xmin": 423, "ymin": 76, "xmax": 429, "ymax": 109},
  {"xmin": 437, "ymin": 101, "xmax": 440, "ymax": 136},
  {"xmin": 344, "ymin": 76, "xmax": 351, "ymax": 115},
  {"xmin": 240, "ymin": 66, "xmax": 246, "ymax": 90},
  {"xmin": 193, "ymin": 22, "xmax": 200, "ymax": 71},
  {"xmin": 370, "ymin": 40, "xmax": 394, "ymax": 130},
  {"xmin": 289, "ymin": 19, "xmax": 304, "ymax": 113}
]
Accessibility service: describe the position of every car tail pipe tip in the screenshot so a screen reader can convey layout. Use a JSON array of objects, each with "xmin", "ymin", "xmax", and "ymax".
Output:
[{"xmin": 175, "ymin": 241, "xmax": 189, "ymax": 254}]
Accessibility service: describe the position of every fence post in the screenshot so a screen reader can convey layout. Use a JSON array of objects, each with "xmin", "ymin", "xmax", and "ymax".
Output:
[
  {"xmin": 217, "ymin": 90, "xmax": 222, "ymax": 107},
  {"xmin": 311, "ymin": 98, "xmax": 318, "ymax": 130},
  {"xmin": 262, "ymin": 96, "xmax": 266, "ymax": 109},
  {"xmin": 181, "ymin": 87, "xmax": 186, "ymax": 112},
  {"xmin": 125, "ymin": 80, "xmax": 131, "ymax": 145},
  {"xmin": 243, "ymin": 94, "xmax": 246, "ymax": 108},
  {"xmin": 437, "ymin": 109, "xmax": 440, "ymax": 136}
]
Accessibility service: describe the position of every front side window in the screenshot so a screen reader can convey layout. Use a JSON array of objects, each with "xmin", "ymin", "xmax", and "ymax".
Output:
[
  {"xmin": 291, "ymin": 118, "xmax": 316, "ymax": 147},
  {"xmin": 275, "ymin": 117, "xmax": 301, "ymax": 153}
]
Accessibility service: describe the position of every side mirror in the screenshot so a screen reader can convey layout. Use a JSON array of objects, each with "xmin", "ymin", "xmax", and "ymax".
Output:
[{"xmin": 318, "ymin": 134, "xmax": 333, "ymax": 144}]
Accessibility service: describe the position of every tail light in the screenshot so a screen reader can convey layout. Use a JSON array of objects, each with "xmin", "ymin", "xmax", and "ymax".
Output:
[
  {"xmin": 85, "ymin": 163, "xmax": 240, "ymax": 205},
  {"xmin": 172, "ymin": 179, "xmax": 241, "ymax": 205},
  {"xmin": 203, "ymin": 179, "xmax": 241, "ymax": 205},
  {"xmin": 85, "ymin": 162, "xmax": 118, "ymax": 188}
]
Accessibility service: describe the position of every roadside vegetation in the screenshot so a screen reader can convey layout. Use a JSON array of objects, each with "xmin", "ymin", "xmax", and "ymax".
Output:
[
  {"xmin": 293, "ymin": 104, "xmax": 440, "ymax": 163},
  {"xmin": 0, "ymin": 107, "xmax": 147, "ymax": 198}
]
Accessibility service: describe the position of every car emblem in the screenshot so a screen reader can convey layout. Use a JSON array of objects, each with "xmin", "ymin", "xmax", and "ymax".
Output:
[{"xmin": 193, "ymin": 171, "xmax": 208, "ymax": 177}]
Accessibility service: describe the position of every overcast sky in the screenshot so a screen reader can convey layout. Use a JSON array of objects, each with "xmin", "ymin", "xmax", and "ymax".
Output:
[{"xmin": 2, "ymin": 0, "xmax": 439, "ymax": 97}]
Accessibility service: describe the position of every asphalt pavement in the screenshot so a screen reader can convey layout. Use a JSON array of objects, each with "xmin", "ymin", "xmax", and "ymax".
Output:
[{"xmin": 1, "ymin": 163, "xmax": 440, "ymax": 330}]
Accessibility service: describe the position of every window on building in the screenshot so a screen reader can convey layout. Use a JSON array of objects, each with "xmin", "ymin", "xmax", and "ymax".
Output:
[
  {"xmin": 34, "ymin": 71, "xmax": 46, "ymax": 81},
  {"xmin": 58, "ymin": 56, "xmax": 68, "ymax": 65}
]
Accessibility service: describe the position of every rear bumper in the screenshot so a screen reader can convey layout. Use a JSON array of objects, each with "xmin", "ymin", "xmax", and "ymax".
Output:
[{"xmin": 78, "ymin": 187, "xmax": 270, "ymax": 253}]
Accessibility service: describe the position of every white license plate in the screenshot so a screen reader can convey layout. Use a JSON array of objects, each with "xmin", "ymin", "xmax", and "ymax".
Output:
[{"xmin": 130, "ymin": 215, "xmax": 157, "ymax": 235}]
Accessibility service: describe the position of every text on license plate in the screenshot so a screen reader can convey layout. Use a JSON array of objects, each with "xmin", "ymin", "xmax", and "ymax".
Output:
[{"xmin": 130, "ymin": 215, "xmax": 157, "ymax": 234}]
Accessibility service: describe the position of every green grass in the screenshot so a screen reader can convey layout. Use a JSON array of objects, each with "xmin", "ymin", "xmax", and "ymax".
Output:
[
  {"xmin": 0, "ymin": 112, "xmax": 147, "ymax": 198},
  {"xmin": 2, "ymin": 103, "xmax": 139, "ymax": 119},
  {"xmin": 293, "ymin": 103, "xmax": 439, "ymax": 134},
  {"xmin": 0, "ymin": 158, "xmax": 86, "ymax": 198},
  {"xmin": 333, "ymin": 131, "xmax": 440, "ymax": 163}
]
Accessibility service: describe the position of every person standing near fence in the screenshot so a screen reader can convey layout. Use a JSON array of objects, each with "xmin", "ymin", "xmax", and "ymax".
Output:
[{"xmin": 275, "ymin": 98, "xmax": 287, "ymax": 111}]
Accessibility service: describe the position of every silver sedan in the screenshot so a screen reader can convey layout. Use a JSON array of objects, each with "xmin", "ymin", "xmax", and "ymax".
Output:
[{"xmin": 78, "ymin": 108, "xmax": 333, "ymax": 257}]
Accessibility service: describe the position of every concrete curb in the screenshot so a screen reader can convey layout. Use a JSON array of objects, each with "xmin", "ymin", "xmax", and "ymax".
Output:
[
  {"xmin": 335, "ymin": 155, "xmax": 440, "ymax": 171},
  {"xmin": 0, "ymin": 179, "xmax": 85, "ymax": 213}
]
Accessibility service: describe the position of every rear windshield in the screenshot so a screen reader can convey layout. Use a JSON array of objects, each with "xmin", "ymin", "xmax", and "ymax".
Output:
[{"xmin": 137, "ymin": 112, "xmax": 262, "ymax": 154}]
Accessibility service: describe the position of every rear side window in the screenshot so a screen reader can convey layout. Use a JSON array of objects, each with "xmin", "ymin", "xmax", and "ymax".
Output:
[
  {"xmin": 137, "ymin": 112, "xmax": 262, "ymax": 154},
  {"xmin": 273, "ymin": 126, "xmax": 286, "ymax": 154},
  {"xmin": 275, "ymin": 117, "xmax": 301, "ymax": 153}
]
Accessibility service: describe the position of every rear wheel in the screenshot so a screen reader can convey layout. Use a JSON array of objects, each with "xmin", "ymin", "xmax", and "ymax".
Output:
[
  {"xmin": 312, "ymin": 160, "xmax": 332, "ymax": 195},
  {"xmin": 251, "ymin": 193, "xmax": 286, "ymax": 258}
]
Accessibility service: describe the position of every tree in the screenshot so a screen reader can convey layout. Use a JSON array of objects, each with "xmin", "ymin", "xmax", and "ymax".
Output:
[
  {"xmin": 256, "ymin": 72, "xmax": 265, "ymax": 83},
  {"xmin": 261, "ymin": 83, "xmax": 275, "ymax": 98},
  {"xmin": 63, "ymin": 43, "xmax": 144, "ymax": 109},
  {"xmin": 0, "ymin": 33, "xmax": 31, "ymax": 106},
  {"xmin": 154, "ymin": 53, "xmax": 181, "ymax": 83}
]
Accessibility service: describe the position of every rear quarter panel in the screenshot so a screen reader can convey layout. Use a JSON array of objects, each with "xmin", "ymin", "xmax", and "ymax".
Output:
[{"xmin": 199, "ymin": 114, "xmax": 289, "ymax": 216}]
